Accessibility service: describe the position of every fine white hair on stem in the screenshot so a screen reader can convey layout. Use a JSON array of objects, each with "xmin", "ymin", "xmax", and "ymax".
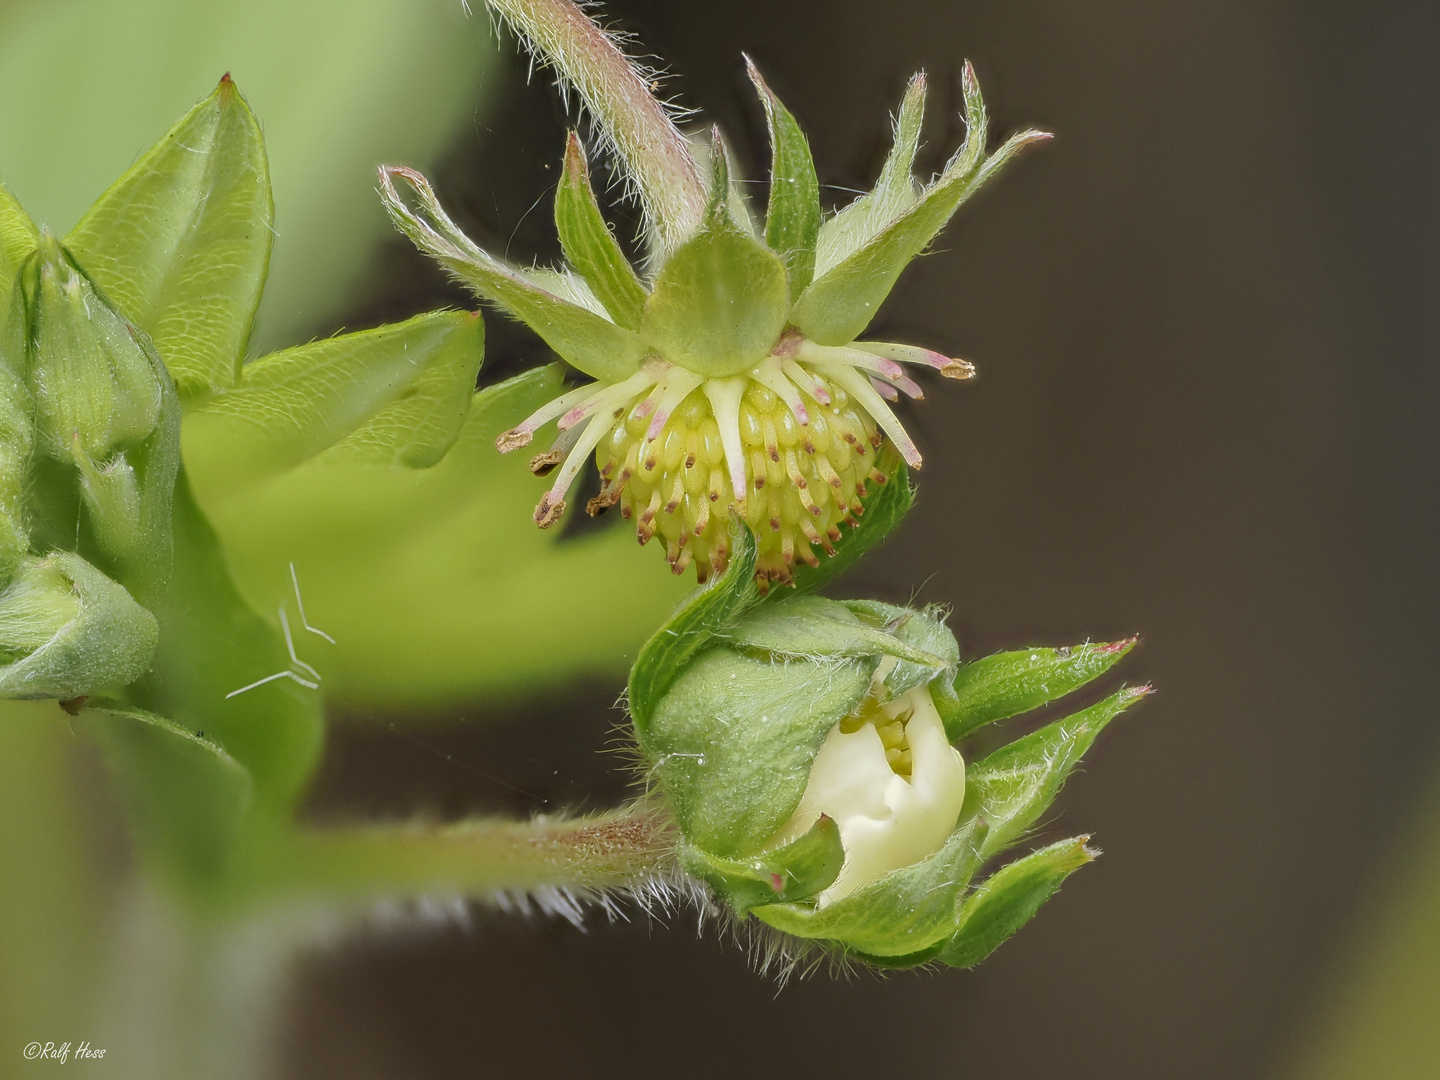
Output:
[{"xmin": 481, "ymin": 0, "xmax": 706, "ymax": 251}]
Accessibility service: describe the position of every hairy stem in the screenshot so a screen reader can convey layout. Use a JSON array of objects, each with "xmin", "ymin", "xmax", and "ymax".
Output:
[
  {"xmin": 261, "ymin": 801, "xmax": 678, "ymax": 902},
  {"xmin": 485, "ymin": 0, "xmax": 706, "ymax": 249}
]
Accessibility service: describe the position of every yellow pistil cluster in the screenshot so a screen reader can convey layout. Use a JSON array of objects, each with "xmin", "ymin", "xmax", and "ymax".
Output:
[
  {"xmin": 588, "ymin": 375, "xmax": 887, "ymax": 587},
  {"xmin": 838, "ymin": 695, "xmax": 916, "ymax": 777}
]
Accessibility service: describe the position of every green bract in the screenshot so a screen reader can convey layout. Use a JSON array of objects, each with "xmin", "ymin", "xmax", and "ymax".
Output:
[
  {"xmin": 629, "ymin": 518, "xmax": 1147, "ymax": 968},
  {"xmin": 381, "ymin": 47, "xmax": 1044, "ymax": 587}
]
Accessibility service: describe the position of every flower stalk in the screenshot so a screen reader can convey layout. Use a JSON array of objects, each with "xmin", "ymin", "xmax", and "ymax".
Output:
[{"xmin": 484, "ymin": 0, "xmax": 706, "ymax": 250}]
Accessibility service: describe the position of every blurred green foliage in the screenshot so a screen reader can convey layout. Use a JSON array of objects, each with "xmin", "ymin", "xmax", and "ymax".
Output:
[{"xmin": 0, "ymin": 0, "xmax": 496, "ymax": 354}]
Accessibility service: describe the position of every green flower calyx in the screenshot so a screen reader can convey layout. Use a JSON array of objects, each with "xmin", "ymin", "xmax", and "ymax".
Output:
[{"xmin": 381, "ymin": 18, "xmax": 1047, "ymax": 586}]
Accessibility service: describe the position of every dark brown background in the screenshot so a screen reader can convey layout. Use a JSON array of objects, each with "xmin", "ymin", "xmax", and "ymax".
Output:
[{"xmin": 284, "ymin": 2, "xmax": 1440, "ymax": 1077}]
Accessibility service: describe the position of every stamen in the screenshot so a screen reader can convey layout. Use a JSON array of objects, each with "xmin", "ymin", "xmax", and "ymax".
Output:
[
  {"xmin": 857, "ymin": 341, "xmax": 976, "ymax": 380},
  {"xmin": 782, "ymin": 358, "xmax": 832, "ymax": 405},
  {"xmin": 645, "ymin": 369, "xmax": 705, "ymax": 440},
  {"xmin": 750, "ymin": 356, "xmax": 810, "ymax": 425},
  {"xmin": 559, "ymin": 367, "xmax": 657, "ymax": 430},
  {"xmin": 529, "ymin": 422, "xmax": 583, "ymax": 475},
  {"xmin": 818, "ymin": 362, "xmax": 924, "ymax": 469},
  {"xmin": 498, "ymin": 382, "xmax": 595, "ymax": 452}
]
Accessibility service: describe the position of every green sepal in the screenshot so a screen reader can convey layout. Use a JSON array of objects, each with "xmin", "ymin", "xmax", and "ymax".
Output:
[
  {"xmin": 641, "ymin": 139, "xmax": 790, "ymax": 379},
  {"xmin": 22, "ymin": 237, "xmax": 180, "ymax": 601},
  {"xmin": 964, "ymin": 686, "xmax": 1150, "ymax": 860},
  {"xmin": 128, "ymin": 471, "xmax": 323, "ymax": 815},
  {"xmin": 680, "ymin": 813, "xmax": 843, "ymax": 916},
  {"xmin": 555, "ymin": 133, "xmax": 647, "ymax": 330},
  {"xmin": 754, "ymin": 817, "xmax": 987, "ymax": 958},
  {"xmin": 628, "ymin": 514, "xmax": 759, "ymax": 733},
  {"xmin": 941, "ymin": 637, "xmax": 1137, "ymax": 742},
  {"xmin": 380, "ymin": 166, "xmax": 644, "ymax": 382},
  {"xmin": 0, "ymin": 553, "xmax": 157, "ymax": 700},
  {"xmin": 65, "ymin": 76, "xmax": 272, "ymax": 401},
  {"xmin": 644, "ymin": 641, "xmax": 873, "ymax": 857},
  {"xmin": 746, "ymin": 58, "xmax": 820, "ymax": 294},
  {"xmin": 727, "ymin": 594, "xmax": 947, "ymax": 670},
  {"xmin": 789, "ymin": 447, "xmax": 913, "ymax": 596},
  {"xmin": 840, "ymin": 598, "xmax": 960, "ymax": 702},
  {"xmin": 793, "ymin": 66, "xmax": 1049, "ymax": 345},
  {"xmin": 181, "ymin": 310, "xmax": 483, "ymax": 495},
  {"xmin": 81, "ymin": 705, "xmax": 252, "ymax": 889},
  {"xmin": 938, "ymin": 836, "xmax": 1095, "ymax": 969},
  {"xmin": 812, "ymin": 73, "xmax": 926, "ymax": 281}
]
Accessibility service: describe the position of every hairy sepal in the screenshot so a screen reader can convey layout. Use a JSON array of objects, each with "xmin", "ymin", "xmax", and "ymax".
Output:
[
  {"xmin": 941, "ymin": 637, "xmax": 1137, "ymax": 742},
  {"xmin": 640, "ymin": 141, "xmax": 790, "ymax": 378},
  {"xmin": 681, "ymin": 814, "xmax": 843, "ymax": 916},
  {"xmin": 747, "ymin": 58, "xmax": 821, "ymax": 295},
  {"xmin": 793, "ymin": 65, "xmax": 1049, "ymax": 345},
  {"xmin": 555, "ymin": 133, "xmax": 648, "ymax": 330},
  {"xmin": 380, "ymin": 165, "xmax": 644, "ymax": 382},
  {"xmin": 964, "ymin": 686, "xmax": 1150, "ymax": 860},
  {"xmin": 938, "ymin": 836, "xmax": 1095, "ymax": 968},
  {"xmin": 754, "ymin": 817, "xmax": 986, "ymax": 958}
]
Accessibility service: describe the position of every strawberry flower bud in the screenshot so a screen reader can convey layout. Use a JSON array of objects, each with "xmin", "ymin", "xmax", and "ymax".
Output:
[
  {"xmin": 381, "ymin": 2, "xmax": 1045, "ymax": 587},
  {"xmin": 627, "ymin": 523, "xmax": 1148, "ymax": 968}
]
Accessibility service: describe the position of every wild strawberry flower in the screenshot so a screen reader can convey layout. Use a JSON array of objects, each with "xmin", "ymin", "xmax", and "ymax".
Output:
[{"xmin": 380, "ymin": 0, "xmax": 1047, "ymax": 586}]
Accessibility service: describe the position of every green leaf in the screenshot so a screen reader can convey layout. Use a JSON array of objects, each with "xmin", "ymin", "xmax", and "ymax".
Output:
[
  {"xmin": 755, "ymin": 817, "xmax": 986, "ymax": 958},
  {"xmin": 965, "ymin": 686, "xmax": 1149, "ymax": 859},
  {"xmin": 66, "ymin": 76, "xmax": 272, "ymax": 400},
  {"xmin": 0, "ymin": 0, "xmax": 498, "ymax": 356},
  {"xmin": 0, "ymin": 553, "xmax": 157, "ymax": 700},
  {"xmin": 380, "ymin": 166, "xmax": 645, "ymax": 382},
  {"xmin": 747, "ymin": 58, "xmax": 820, "ymax": 294},
  {"xmin": 939, "ymin": 836, "xmax": 1095, "ymax": 969},
  {"xmin": 193, "ymin": 364, "xmax": 688, "ymax": 708},
  {"xmin": 82, "ymin": 705, "xmax": 252, "ymax": 888},
  {"xmin": 0, "ymin": 183, "xmax": 37, "ymax": 298},
  {"xmin": 128, "ymin": 472, "xmax": 323, "ymax": 814},
  {"xmin": 793, "ymin": 66, "xmax": 1049, "ymax": 346},
  {"xmin": 726, "ymin": 594, "xmax": 946, "ymax": 668},
  {"xmin": 628, "ymin": 514, "xmax": 758, "ymax": 733},
  {"xmin": 681, "ymin": 814, "xmax": 843, "ymax": 916},
  {"xmin": 555, "ymin": 133, "xmax": 647, "ymax": 330},
  {"xmin": 644, "ymin": 642, "xmax": 874, "ymax": 857},
  {"xmin": 941, "ymin": 637, "xmax": 1137, "ymax": 742},
  {"xmin": 641, "ymin": 170, "xmax": 791, "ymax": 379},
  {"xmin": 181, "ymin": 310, "xmax": 483, "ymax": 493},
  {"xmin": 790, "ymin": 448, "xmax": 913, "ymax": 596}
]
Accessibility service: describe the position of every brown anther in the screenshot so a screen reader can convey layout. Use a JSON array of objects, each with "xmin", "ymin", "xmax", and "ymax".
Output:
[
  {"xmin": 941, "ymin": 359, "xmax": 976, "ymax": 379},
  {"xmin": 870, "ymin": 469, "xmax": 889, "ymax": 485},
  {"xmin": 869, "ymin": 431, "xmax": 883, "ymax": 448},
  {"xmin": 533, "ymin": 494, "xmax": 565, "ymax": 528},
  {"xmin": 802, "ymin": 440, "xmax": 816, "ymax": 454},
  {"xmin": 684, "ymin": 452, "xmax": 697, "ymax": 468},
  {"xmin": 497, "ymin": 427, "xmax": 533, "ymax": 453},
  {"xmin": 529, "ymin": 449, "xmax": 564, "ymax": 476}
]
